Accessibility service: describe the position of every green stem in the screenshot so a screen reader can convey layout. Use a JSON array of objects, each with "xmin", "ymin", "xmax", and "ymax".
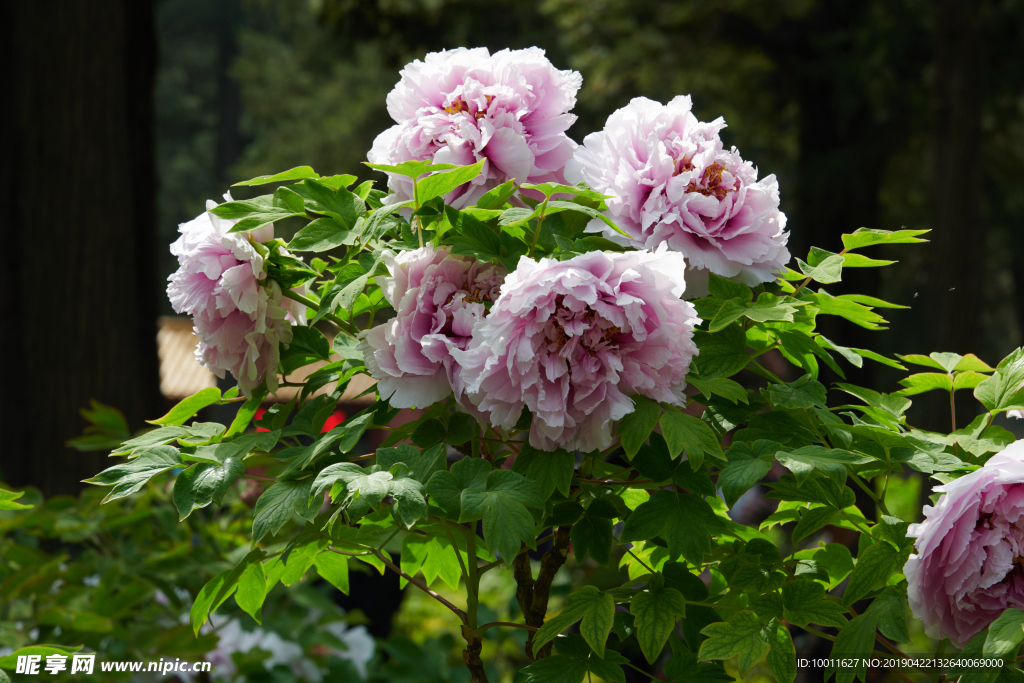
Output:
[
  {"xmin": 624, "ymin": 547, "xmax": 656, "ymax": 575},
  {"xmin": 444, "ymin": 522, "xmax": 471, "ymax": 587},
  {"xmin": 528, "ymin": 199, "xmax": 550, "ymax": 257},
  {"xmin": 849, "ymin": 473, "xmax": 890, "ymax": 516},
  {"xmin": 280, "ymin": 288, "xmax": 357, "ymax": 337},
  {"xmin": 370, "ymin": 548, "xmax": 467, "ymax": 621},
  {"xmin": 624, "ymin": 663, "xmax": 659, "ymax": 681},
  {"xmin": 462, "ymin": 526, "xmax": 481, "ymax": 630},
  {"xmin": 477, "ymin": 621, "xmax": 538, "ymax": 634},
  {"xmin": 747, "ymin": 359, "xmax": 785, "ymax": 384}
]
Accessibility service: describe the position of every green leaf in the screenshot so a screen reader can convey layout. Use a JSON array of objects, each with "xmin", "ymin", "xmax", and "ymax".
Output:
[
  {"xmin": 617, "ymin": 395, "xmax": 661, "ymax": 458},
  {"xmin": 459, "ymin": 470, "xmax": 545, "ymax": 564},
  {"xmin": 782, "ymin": 580, "xmax": 848, "ymax": 628},
  {"xmin": 764, "ymin": 618, "xmax": 797, "ymax": 683},
  {"xmin": 521, "ymin": 635, "xmax": 628, "ymax": 683},
  {"xmin": 954, "ymin": 371, "xmax": 989, "ymax": 391},
  {"xmin": 719, "ymin": 454, "xmax": 771, "ymax": 508},
  {"xmin": 533, "ymin": 586, "xmax": 615, "ymax": 657},
  {"xmin": 852, "ymin": 348, "xmax": 908, "ymax": 371},
  {"xmin": 411, "ymin": 418, "xmax": 446, "ymax": 448},
  {"xmin": 796, "ymin": 254, "xmax": 844, "ymax": 284},
  {"xmin": 707, "ymin": 273, "xmax": 753, "ymax": 303},
  {"xmin": 664, "ymin": 655, "xmax": 734, "ymax": 683},
  {"xmin": 689, "ymin": 377, "xmax": 749, "ymax": 405},
  {"xmin": 983, "ymin": 608, "xmax": 1024, "ymax": 658},
  {"xmin": 213, "ymin": 195, "xmax": 305, "ymax": 234},
  {"xmin": 631, "ymin": 583, "xmax": 688, "ymax": 663},
  {"xmin": 476, "ymin": 179, "xmax": 517, "ymax": 209},
  {"xmin": 896, "ymin": 372, "xmax": 954, "ymax": 396},
  {"xmin": 804, "ymin": 291, "xmax": 888, "ymax": 330},
  {"xmin": 288, "ymin": 325, "xmax": 332, "ymax": 361},
  {"xmin": 620, "ymin": 489, "xmax": 723, "ymax": 564},
  {"xmin": 416, "ymin": 159, "xmax": 486, "ymax": 205},
  {"xmin": 512, "ymin": 444, "xmax": 575, "ymax": 499},
  {"xmin": 445, "ymin": 412, "xmax": 476, "ymax": 446},
  {"xmin": 36, "ymin": 607, "xmax": 114, "ymax": 633},
  {"xmin": 233, "ymin": 166, "xmax": 319, "ymax": 186},
  {"xmin": 172, "ymin": 456, "xmax": 245, "ymax": 520},
  {"xmin": 864, "ymin": 586, "xmax": 909, "ymax": 643},
  {"xmin": 299, "ymin": 179, "xmax": 365, "ymax": 230},
  {"xmin": 148, "ymin": 387, "xmax": 222, "ymax": 425},
  {"xmin": 692, "ymin": 325, "xmax": 749, "ymax": 379},
  {"xmin": 388, "ymin": 464, "xmax": 428, "ymax": 528},
  {"xmin": 314, "ymin": 551, "xmax": 349, "ymax": 594},
  {"xmin": 842, "ymin": 252, "xmax": 896, "ymax": 267},
  {"xmin": 768, "ymin": 375, "xmax": 828, "ymax": 410},
  {"xmin": 843, "ymin": 542, "xmax": 900, "ymax": 605},
  {"xmin": 776, "ymin": 446, "xmax": 871, "ymax": 487},
  {"xmin": 975, "ymin": 348, "xmax": 1024, "ymax": 411},
  {"xmin": 252, "ymin": 479, "xmax": 317, "ymax": 544},
  {"xmin": 841, "ymin": 227, "xmax": 930, "ymax": 251},
  {"xmin": 361, "ymin": 199, "xmax": 414, "ymax": 243},
  {"xmin": 234, "ymin": 562, "xmax": 267, "ymax": 624},
  {"xmin": 571, "ymin": 499, "xmax": 616, "ymax": 566},
  {"xmin": 829, "ymin": 612, "xmax": 878, "ymax": 683},
  {"xmin": 425, "ymin": 457, "xmax": 491, "ymax": 520},
  {"xmin": 698, "ymin": 610, "xmax": 770, "ymax": 675},
  {"xmin": 791, "ymin": 506, "xmax": 840, "ymax": 545},
  {"xmin": 0, "ymin": 487, "xmax": 32, "ymax": 511},
  {"xmin": 84, "ymin": 446, "xmax": 182, "ymax": 503},
  {"xmin": 813, "ymin": 543, "xmax": 855, "ymax": 590},
  {"xmin": 365, "ymin": 160, "xmax": 461, "ymax": 178},
  {"xmin": 377, "ymin": 443, "xmax": 446, "ymax": 485},
  {"xmin": 288, "ymin": 217, "xmax": 350, "ymax": 252},
  {"xmin": 0, "ymin": 646, "xmax": 82, "ymax": 670},
  {"xmin": 659, "ymin": 411, "xmax": 724, "ymax": 465},
  {"xmin": 709, "ymin": 293, "xmax": 802, "ymax": 332}
]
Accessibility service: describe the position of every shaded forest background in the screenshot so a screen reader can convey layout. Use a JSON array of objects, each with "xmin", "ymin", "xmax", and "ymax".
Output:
[{"xmin": 3, "ymin": 0, "xmax": 1024, "ymax": 494}]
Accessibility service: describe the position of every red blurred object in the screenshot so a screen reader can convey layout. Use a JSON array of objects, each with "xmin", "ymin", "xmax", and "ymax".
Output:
[
  {"xmin": 254, "ymin": 407, "xmax": 270, "ymax": 432},
  {"xmin": 322, "ymin": 409, "xmax": 346, "ymax": 432}
]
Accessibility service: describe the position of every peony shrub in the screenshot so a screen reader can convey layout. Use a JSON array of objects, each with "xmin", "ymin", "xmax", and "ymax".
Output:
[{"xmin": 30, "ymin": 43, "xmax": 1024, "ymax": 683}]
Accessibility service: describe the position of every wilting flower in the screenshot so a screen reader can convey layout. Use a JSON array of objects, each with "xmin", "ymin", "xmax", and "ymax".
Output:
[
  {"xmin": 167, "ymin": 197, "xmax": 302, "ymax": 397},
  {"xmin": 369, "ymin": 47, "xmax": 582, "ymax": 207},
  {"xmin": 567, "ymin": 96, "xmax": 789, "ymax": 294},
  {"xmin": 456, "ymin": 247, "xmax": 700, "ymax": 452},
  {"xmin": 359, "ymin": 245, "xmax": 506, "ymax": 409},
  {"xmin": 905, "ymin": 441, "xmax": 1024, "ymax": 646}
]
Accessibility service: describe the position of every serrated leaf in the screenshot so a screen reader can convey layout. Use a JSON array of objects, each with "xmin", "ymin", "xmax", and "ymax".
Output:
[
  {"xmin": 843, "ymin": 542, "xmax": 900, "ymax": 605},
  {"xmin": 172, "ymin": 457, "xmax": 245, "ymax": 520},
  {"xmin": 252, "ymin": 479, "xmax": 318, "ymax": 544},
  {"xmin": 512, "ymin": 445, "xmax": 575, "ymax": 499},
  {"xmin": 617, "ymin": 395, "xmax": 661, "ymax": 458},
  {"xmin": 631, "ymin": 584, "xmax": 688, "ymax": 663},
  {"xmin": 533, "ymin": 586, "xmax": 615, "ymax": 657},
  {"xmin": 698, "ymin": 610, "xmax": 770, "ymax": 675},
  {"xmin": 659, "ymin": 411, "xmax": 724, "ymax": 465},
  {"xmin": 776, "ymin": 446, "xmax": 871, "ymax": 487},
  {"xmin": 84, "ymin": 446, "xmax": 182, "ymax": 503},
  {"xmin": 459, "ymin": 470, "xmax": 544, "ymax": 564},
  {"xmin": 782, "ymin": 580, "xmax": 849, "ymax": 628},
  {"xmin": 620, "ymin": 489, "xmax": 723, "ymax": 565}
]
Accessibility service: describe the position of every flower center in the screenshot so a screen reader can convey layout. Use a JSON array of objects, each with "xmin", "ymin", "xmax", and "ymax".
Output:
[
  {"xmin": 444, "ymin": 95, "xmax": 492, "ymax": 121},
  {"xmin": 546, "ymin": 305, "xmax": 620, "ymax": 352},
  {"xmin": 684, "ymin": 162, "xmax": 740, "ymax": 200}
]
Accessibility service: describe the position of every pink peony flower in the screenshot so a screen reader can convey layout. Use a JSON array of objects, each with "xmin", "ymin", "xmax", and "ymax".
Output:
[
  {"xmin": 905, "ymin": 441, "xmax": 1024, "ymax": 646},
  {"xmin": 455, "ymin": 247, "xmax": 700, "ymax": 452},
  {"xmin": 567, "ymin": 96, "xmax": 789, "ymax": 294},
  {"xmin": 368, "ymin": 47, "xmax": 582, "ymax": 208},
  {"xmin": 167, "ymin": 197, "xmax": 302, "ymax": 398},
  {"xmin": 358, "ymin": 245, "xmax": 507, "ymax": 409}
]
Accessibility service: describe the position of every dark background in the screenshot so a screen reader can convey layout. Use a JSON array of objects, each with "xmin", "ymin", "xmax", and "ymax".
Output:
[{"xmin": 2, "ymin": 0, "xmax": 1023, "ymax": 504}]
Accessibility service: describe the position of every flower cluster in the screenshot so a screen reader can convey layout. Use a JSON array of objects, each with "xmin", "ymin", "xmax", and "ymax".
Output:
[
  {"xmin": 905, "ymin": 442, "xmax": 1024, "ymax": 646},
  {"xmin": 568, "ymin": 96, "xmax": 790, "ymax": 295},
  {"xmin": 167, "ymin": 197, "xmax": 303, "ymax": 398},
  {"xmin": 369, "ymin": 47, "xmax": 582, "ymax": 207}
]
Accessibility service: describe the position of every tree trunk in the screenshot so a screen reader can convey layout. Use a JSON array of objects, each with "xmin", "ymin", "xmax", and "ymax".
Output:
[{"xmin": 0, "ymin": 1, "xmax": 161, "ymax": 496}]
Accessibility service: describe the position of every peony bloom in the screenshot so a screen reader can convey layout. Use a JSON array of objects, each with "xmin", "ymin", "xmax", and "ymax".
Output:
[
  {"xmin": 567, "ymin": 96, "xmax": 789, "ymax": 295},
  {"xmin": 167, "ymin": 197, "xmax": 303, "ymax": 398},
  {"xmin": 905, "ymin": 441, "xmax": 1024, "ymax": 646},
  {"xmin": 358, "ymin": 245, "xmax": 506, "ymax": 409},
  {"xmin": 455, "ymin": 247, "xmax": 700, "ymax": 452},
  {"xmin": 369, "ymin": 47, "xmax": 582, "ymax": 208}
]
